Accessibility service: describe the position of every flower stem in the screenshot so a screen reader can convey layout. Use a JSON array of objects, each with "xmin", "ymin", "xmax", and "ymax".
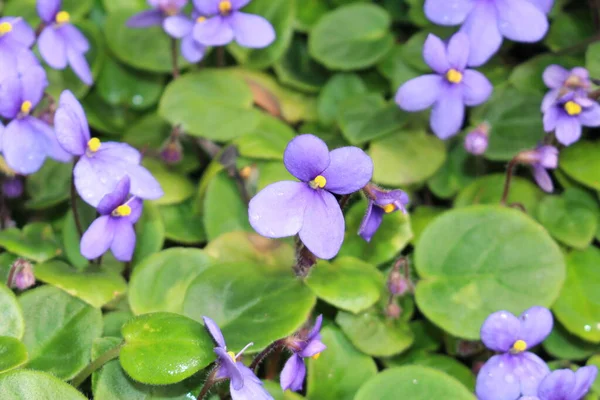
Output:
[
  {"xmin": 216, "ymin": 47, "xmax": 225, "ymax": 67},
  {"xmin": 293, "ymin": 238, "xmax": 317, "ymax": 278},
  {"xmin": 338, "ymin": 194, "xmax": 351, "ymax": 210},
  {"xmin": 500, "ymin": 157, "xmax": 519, "ymax": 206},
  {"xmin": 249, "ymin": 339, "xmax": 285, "ymax": 372},
  {"xmin": 71, "ymin": 159, "xmax": 83, "ymax": 238},
  {"xmin": 70, "ymin": 343, "xmax": 123, "ymax": 388},
  {"xmin": 171, "ymin": 38, "xmax": 180, "ymax": 79},
  {"xmin": 197, "ymin": 369, "xmax": 218, "ymax": 400}
]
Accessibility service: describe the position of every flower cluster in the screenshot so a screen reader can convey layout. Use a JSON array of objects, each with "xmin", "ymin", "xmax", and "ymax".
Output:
[{"xmin": 476, "ymin": 306, "xmax": 597, "ymax": 400}]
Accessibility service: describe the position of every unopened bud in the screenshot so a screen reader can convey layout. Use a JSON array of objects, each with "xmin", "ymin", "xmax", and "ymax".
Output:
[
  {"xmin": 160, "ymin": 138, "xmax": 183, "ymax": 165},
  {"xmin": 9, "ymin": 259, "xmax": 35, "ymax": 290},
  {"xmin": 385, "ymin": 302, "xmax": 402, "ymax": 319},
  {"xmin": 464, "ymin": 123, "xmax": 490, "ymax": 156},
  {"xmin": 2, "ymin": 177, "xmax": 23, "ymax": 199},
  {"xmin": 387, "ymin": 269, "xmax": 411, "ymax": 296}
]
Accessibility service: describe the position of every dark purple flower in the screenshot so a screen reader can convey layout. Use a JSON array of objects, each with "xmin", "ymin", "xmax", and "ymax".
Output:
[
  {"xmin": 396, "ymin": 33, "xmax": 492, "ymax": 139},
  {"xmin": 0, "ymin": 54, "xmax": 71, "ymax": 175},
  {"xmin": 248, "ymin": 134, "xmax": 373, "ymax": 260},
  {"xmin": 202, "ymin": 316, "xmax": 273, "ymax": 400},
  {"xmin": 281, "ymin": 315, "xmax": 326, "ymax": 392},
  {"xmin": 517, "ymin": 145, "xmax": 558, "ymax": 193},
  {"xmin": 358, "ymin": 185, "xmax": 409, "ymax": 242},
  {"xmin": 475, "ymin": 306, "xmax": 553, "ymax": 400},
  {"xmin": 54, "ymin": 90, "xmax": 163, "ymax": 207},
  {"xmin": 541, "ymin": 65, "xmax": 590, "ymax": 113},
  {"xmin": 192, "ymin": 0, "xmax": 275, "ymax": 48},
  {"xmin": 0, "ymin": 17, "xmax": 35, "ymax": 80},
  {"xmin": 9, "ymin": 258, "xmax": 35, "ymax": 290},
  {"xmin": 543, "ymin": 92, "xmax": 600, "ymax": 146},
  {"xmin": 163, "ymin": 13, "xmax": 206, "ymax": 63},
  {"xmin": 424, "ymin": 0, "xmax": 552, "ymax": 66},
  {"xmin": 533, "ymin": 366, "xmax": 597, "ymax": 400},
  {"xmin": 127, "ymin": 0, "xmax": 188, "ymax": 29},
  {"xmin": 464, "ymin": 123, "xmax": 490, "ymax": 155},
  {"xmin": 2, "ymin": 177, "xmax": 23, "ymax": 199},
  {"xmin": 37, "ymin": 0, "xmax": 93, "ymax": 85},
  {"xmin": 80, "ymin": 176, "xmax": 142, "ymax": 261}
]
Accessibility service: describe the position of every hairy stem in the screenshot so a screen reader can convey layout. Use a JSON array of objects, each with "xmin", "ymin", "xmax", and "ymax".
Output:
[
  {"xmin": 71, "ymin": 159, "xmax": 83, "ymax": 238},
  {"xmin": 249, "ymin": 339, "xmax": 285, "ymax": 372},
  {"xmin": 500, "ymin": 157, "xmax": 519, "ymax": 206},
  {"xmin": 197, "ymin": 369, "xmax": 218, "ymax": 400},
  {"xmin": 71, "ymin": 343, "xmax": 122, "ymax": 388}
]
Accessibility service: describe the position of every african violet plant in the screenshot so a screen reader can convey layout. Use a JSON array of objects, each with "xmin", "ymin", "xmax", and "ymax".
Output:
[{"xmin": 0, "ymin": 0, "xmax": 599, "ymax": 399}]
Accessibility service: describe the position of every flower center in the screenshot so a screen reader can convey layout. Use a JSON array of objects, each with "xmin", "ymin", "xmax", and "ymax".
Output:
[
  {"xmin": 87, "ymin": 138, "xmax": 101, "ymax": 153},
  {"xmin": 382, "ymin": 204, "xmax": 396, "ymax": 213},
  {"xmin": 446, "ymin": 68, "xmax": 463, "ymax": 84},
  {"xmin": 196, "ymin": 16, "xmax": 207, "ymax": 23},
  {"xmin": 564, "ymin": 100, "xmax": 582, "ymax": 116},
  {"xmin": 0, "ymin": 22, "xmax": 13, "ymax": 35},
  {"xmin": 227, "ymin": 351, "xmax": 236, "ymax": 362},
  {"xmin": 20, "ymin": 101, "xmax": 32, "ymax": 115},
  {"xmin": 55, "ymin": 11, "xmax": 70, "ymax": 25},
  {"xmin": 312, "ymin": 352, "xmax": 321, "ymax": 360},
  {"xmin": 219, "ymin": 0, "xmax": 233, "ymax": 15},
  {"xmin": 511, "ymin": 339, "xmax": 527, "ymax": 353},
  {"xmin": 113, "ymin": 204, "xmax": 132, "ymax": 217},
  {"xmin": 309, "ymin": 175, "xmax": 326, "ymax": 189}
]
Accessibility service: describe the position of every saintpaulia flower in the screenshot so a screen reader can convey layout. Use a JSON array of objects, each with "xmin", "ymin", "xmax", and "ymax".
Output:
[
  {"xmin": 54, "ymin": 90, "xmax": 163, "ymax": 207},
  {"xmin": 163, "ymin": 13, "xmax": 206, "ymax": 63},
  {"xmin": 80, "ymin": 177, "xmax": 142, "ymax": 261},
  {"xmin": 248, "ymin": 134, "xmax": 373, "ymax": 260},
  {"xmin": 396, "ymin": 33, "xmax": 493, "ymax": 139},
  {"xmin": 543, "ymin": 92, "xmax": 600, "ymax": 146},
  {"xmin": 529, "ymin": 366, "xmax": 598, "ymax": 400},
  {"xmin": 127, "ymin": 0, "xmax": 188, "ymax": 28},
  {"xmin": 541, "ymin": 65, "xmax": 591, "ymax": 113},
  {"xmin": 517, "ymin": 145, "xmax": 558, "ymax": 193},
  {"xmin": 424, "ymin": 0, "xmax": 552, "ymax": 67},
  {"xmin": 0, "ymin": 54, "xmax": 71, "ymax": 174},
  {"xmin": 202, "ymin": 317, "xmax": 273, "ymax": 400},
  {"xmin": 192, "ymin": 0, "xmax": 276, "ymax": 48},
  {"xmin": 37, "ymin": 0, "xmax": 93, "ymax": 85},
  {"xmin": 358, "ymin": 185, "xmax": 409, "ymax": 242},
  {"xmin": 475, "ymin": 306, "xmax": 553, "ymax": 400},
  {"xmin": 281, "ymin": 315, "xmax": 326, "ymax": 392},
  {"xmin": 464, "ymin": 123, "xmax": 490, "ymax": 155},
  {"xmin": 0, "ymin": 17, "xmax": 35, "ymax": 79}
]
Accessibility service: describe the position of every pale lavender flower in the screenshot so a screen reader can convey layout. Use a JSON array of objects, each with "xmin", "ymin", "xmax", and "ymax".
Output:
[
  {"xmin": 531, "ymin": 366, "xmax": 598, "ymax": 400},
  {"xmin": 517, "ymin": 145, "xmax": 558, "ymax": 193},
  {"xmin": 396, "ymin": 32, "xmax": 493, "ymax": 139},
  {"xmin": 359, "ymin": 185, "xmax": 409, "ymax": 242},
  {"xmin": 127, "ymin": 0, "xmax": 188, "ymax": 28},
  {"xmin": 163, "ymin": 13, "xmax": 206, "ymax": 62},
  {"xmin": 541, "ymin": 65, "xmax": 591, "ymax": 113},
  {"xmin": 543, "ymin": 92, "xmax": 600, "ymax": 146},
  {"xmin": 0, "ymin": 17, "xmax": 35, "ymax": 80},
  {"xmin": 464, "ymin": 123, "xmax": 490, "ymax": 155},
  {"xmin": 424, "ymin": 0, "xmax": 553, "ymax": 66}
]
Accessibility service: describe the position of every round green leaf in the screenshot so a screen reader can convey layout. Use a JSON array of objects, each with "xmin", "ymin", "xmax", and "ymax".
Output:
[
  {"xmin": 410, "ymin": 206, "xmax": 445, "ymax": 246},
  {"xmin": 0, "ymin": 337, "xmax": 28, "ymax": 374},
  {"xmin": 317, "ymin": 73, "xmax": 367, "ymax": 126},
  {"xmin": 159, "ymin": 69, "xmax": 260, "ymax": 141},
  {"xmin": 132, "ymin": 202, "xmax": 166, "ymax": 266},
  {"xmin": 305, "ymin": 257, "xmax": 383, "ymax": 314},
  {"xmin": 427, "ymin": 145, "xmax": 477, "ymax": 199},
  {"xmin": 338, "ymin": 200, "xmax": 412, "ymax": 265},
  {"xmin": 546, "ymin": 11, "xmax": 593, "ymax": 52},
  {"xmin": 25, "ymin": 160, "xmax": 72, "ymax": 210},
  {"xmin": 235, "ymin": 115, "xmax": 296, "ymax": 160},
  {"xmin": 336, "ymin": 309, "xmax": 414, "ymax": 357},
  {"xmin": 160, "ymin": 200, "xmax": 206, "ymax": 244},
  {"xmin": 103, "ymin": 311, "xmax": 134, "ymax": 338},
  {"xmin": 309, "ymin": 4, "xmax": 394, "ymax": 70},
  {"xmin": 129, "ymin": 248, "xmax": 213, "ymax": 315},
  {"xmin": 183, "ymin": 261, "xmax": 316, "ymax": 351},
  {"xmin": 0, "ymin": 223, "xmax": 62, "ymax": 263},
  {"xmin": 560, "ymin": 140, "xmax": 600, "ymax": 190},
  {"xmin": 553, "ymin": 247, "xmax": 600, "ymax": 343},
  {"xmin": 120, "ymin": 312, "xmax": 215, "ymax": 385},
  {"xmin": 0, "ymin": 283, "xmax": 24, "ymax": 339},
  {"xmin": 19, "ymin": 286, "xmax": 103, "ymax": 379},
  {"xmin": 83, "ymin": 88, "xmax": 143, "ymax": 136},
  {"xmin": 306, "ymin": 325, "xmax": 377, "ymax": 400},
  {"xmin": 274, "ymin": 35, "xmax": 329, "ymax": 93},
  {"xmin": 355, "ymin": 366, "xmax": 476, "ymax": 400},
  {"xmin": 376, "ymin": 45, "xmax": 421, "ymax": 92},
  {"xmin": 143, "ymin": 158, "xmax": 194, "ymax": 206},
  {"xmin": 204, "ymin": 232, "xmax": 294, "ymax": 266},
  {"xmin": 0, "ymin": 370, "xmax": 87, "ymax": 400},
  {"xmin": 415, "ymin": 205, "xmax": 565, "ymax": 339},
  {"xmin": 543, "ymin": 322, "xmax": 600, "ymax": 361}
]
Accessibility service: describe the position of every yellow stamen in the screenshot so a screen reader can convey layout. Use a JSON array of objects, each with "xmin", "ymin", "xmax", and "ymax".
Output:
[
  {"xmin": 240, "ymin": 166, "xmax": 252, "ymax": 179},
  {"xmin": 115, "ymin": 204, "xmax": 132, "ymax": 217},
  {"xmin": 196, "ymin": 16, "xmax": 207, "ymax": 23},
  {"xmin": 564, "ymin": 100, "xmax": 582, "ymax": 116},
  {"xmin": 227, "ymin": 351, "xmax": 236, "ymax": 362},
  {"xmin": 311, "ymin": 352, "xmax": 321, "ymax": 360},
  {"xmin": 313, "ymin": 175, "xmax": 326, "ymax": 189},
  {"xmin": 219, "ymin": 0, "xmax": 233, "ymax": 15},
  {"xmin": 55, "ymin": 11, "xmax": 70, "ymax": 25},
  {"xmin": 446, "ymin": 68, "xmax": 463, "ymax": 84},
  {"xmin": 0, "ymin": 22, "xmax": 13, "ymax": 35},
  {"xmin": 512, "ymin": 340, "xmax": 527, "ymax": 353},
  {"xmin": 383, "ymin": 204, "xmax": 396, "ymax": 213},
  {"xmin": 87, "ymin": 138, "xmax": 101, "ymax": 152},
  {"xmin": 20, "ymin": 101, "xmax": 32, "ymax": 115}
]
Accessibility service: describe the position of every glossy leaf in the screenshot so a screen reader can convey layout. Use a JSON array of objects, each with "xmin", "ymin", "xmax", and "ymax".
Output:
[
  {"xmin": 0, "ymin": 283, "xmax": 24, "ymax": 339},
  {"xmin": 0, "ymin": 223, "xmax": 62, "ymax": 263},
  {"xmin": 560, "ymin": 140, "xmax": 600, "ymax": 190},
  {"xmin": 0, "ymin": 336, "xmax": 28, "ymax": 374},
  {"xmin": 0, "ymin": 370, "xmax": 87, "ymax": 400}
]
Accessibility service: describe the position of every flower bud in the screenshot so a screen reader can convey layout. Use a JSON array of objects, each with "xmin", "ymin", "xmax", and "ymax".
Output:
[
  {"xmin": 9, "ymin": 259, "xmax": 35, "ymax": 290},
  {"xmin": 160, "ymin": 137, "xmax": 183, "ymax": 165},
  {"xmin": 464, "ymin": 123, "xmax": 490, "ymax": 155},
  {"xmin": 517, "ymin": 145, "xmax": 558, "ymax": 168},
  {"xmin": 2, "ymin": 177, "xmax": 23, "ymax": 199},
  {"xmin": 385, "ymin": 302, "xmax": 402, "ymax": 319},
  {"xmin": 387, "ymin": 269, "xmax": 411, "ymax": 296}
]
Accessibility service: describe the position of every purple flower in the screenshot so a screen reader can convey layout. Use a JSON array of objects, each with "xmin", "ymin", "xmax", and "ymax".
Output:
[
  {"xmin": 475, "ymin": 306, "xmax": 553, "ymax": 400},
  {"xmin": 517, "ymin": 145, "xmax": 558, "ymax": 193},
  {"xmin": 543, "ymin": 92, "xmax": 600, "ymax": 146},
  {"xmin": 395, "ymin": 33, "xmax": 492, "ymax": 139},
  {"xmin": 192, "ymin": 0, "xmax": 275, "ymax": 48},
  {"xmin": 424, "ymin": 0, "xmax": 552, "ymax": 67},
  {"xmin": 532, "ymin": 366, "xmax": 598, "ymax": 400},
  {"xmin": 37, "ymin": 0, "xmax": 93, "ymax": 85},
  {"xmin": 202, "ymin": 316, "xmax": 273, "ymax": 400},
  {"xmin": 0, "ymin": 54, "xmax": 71, "ymax": 175},
  {"xmin": 80, "ymin": 177, "xmax": 142, "ymax": 261},
  {"xmin": 127, "ymin": 0, "xmax": 188, "ymax": 29},
  {"xmin": 248, "ymin": 134, "xmax": 373, "ymax": 260},
  {"xmin": 54, "ymin": 90, "xmax": 163, "ymax": 207},
  {"xmin": 541, "ymin": 65, "xmax": 590, "ymax": 113},
  {"xmin": 0, "ymin": 17, "xmax": 35, "ymax": 80},
  {"xmin": 281, "ymin": 315, "xmax": 326, "ymax": 392},
  {"xmin": 358, "ymin": 185, "xmax": 409, "ymax": 242},
  {"xmin": 2, "ymin": 177, "xmax": 23, "ymax": 199},
  {"xmin": 163, "ymin": 13, "xmax": 207, "ymax": 63},
  {"xmin": 464, "ymin": 123, "xmax": 490, "ymax": 155}
]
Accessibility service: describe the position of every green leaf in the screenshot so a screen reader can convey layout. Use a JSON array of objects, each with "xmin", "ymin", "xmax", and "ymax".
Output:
[
  {"xmin": 129, "ymin": 248, "xmax": 213, "ymax": 315},
  {"xmin": 61, "ymin": 200, "xmax": 98, "ymax": 270},
  {"xmin": 336, "ymin": 309, "xmax": 414, "ymax": 357},
  {"xmin": 19, "ymin": 286, "xmax": 103, "ymax": 379},
  {"xmin": 560, "ymin": 140, "xmax": 600, "ymax": 190},
  {"xmin": 143, "ymin": 158, "xmax": 195, "ymax": 206},
  {"xmin": 306, "ymin": 325, "xmax": 378, "ymax": 400},
  {"xmin": 587, "ymin": 355, "xmax": 600, "ymax": 394},
  {"xmin": 309, "ymin": 4, "xmax": 394, "ymax": 70},
  {"xmin": 25, "ymin": 158, "xmax": 72, "ymax": 210},
  {"xmin": 305, "ymin": 257, "xmax": 383, "ymax": 313},
  {"xmin": 546, "ymin": 11, "xmax": 593, "ymax": 52},
  {"xmin": 0, "ymin": 283, "xmax": 24, "ymax": 339},
  {"xmin": 0, "ymin": 337, "xmax": 28, "ymax": 373},
  {"xmin": 132, "ymin": 202, "xmax": 166, "ymax": 266},
  {"xmin": 338, "ymin": 200, "xmax": 412, "ymax": 265},
  {"xmin": 410, "ymin": 206, "xmax": 445, "ymax": 246},
  {"xmin": 543, "ymin": 322, "xmax": 600, "ymax": 361},
  {"xmin": 83, "ymin": 89, "xmax": 142, "ymax": 136},
  {"xmin": 183, "ymin": 261, "xmax": 316, "ymax": 350},
  {"xmin": 0, "ymin": 370, "xmax": 87, "ymax": 400},
  {"xmin": 369, "ymin": 130, "xmax": 446, "ymax": 186},
  {"xmin": 553, "ymin": 247, "xmax": 600, "ymax": 343},
  {"xmin": 0, "ymin": 223, "xmax": 62, "ymax": 263},
  {"xmin": 160, "ymin": 200, "xmax": 206, "ymax": 245},
  {"xmin": 274, "ymin": 35, "xmax": 329, "ymax": 93},
  {"xmin": 35, "ymin": 261, "xmax": 127, "ymax": 308},
  {"xmin": 415, "ymin": 205, "xmax": 565, "ymax": 339},
  {"xmin": 103, "ymin": 311, "xmax": 134, "ymax": 338},
  {"xmin": 159, "ymin": 69, "xmax": 261, "ymax": 141},
  {"xmin": 235, "ymin": 115, "xmax": 296, "ymax": 161},
  {"xmin": 377, "ymin": 45, "xmax": 421, "ymax": 92},
  {"xmin": 295, "ymin": 0, "xmax": 332, "ymax": 32},
  {"xmin": 427, "ymin": 145, "xmax": 477, "ymax": 199},
  {"xmin": 317, "ymin": 73, "xmax": 367, "ymax": 126},
  {"xmin": 204, "ymin": 232, "xmax": 294, "ymax": 266},
  {"xmin": 120, "ymin": 312, "xmax": 215, "ymax": 385}
]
